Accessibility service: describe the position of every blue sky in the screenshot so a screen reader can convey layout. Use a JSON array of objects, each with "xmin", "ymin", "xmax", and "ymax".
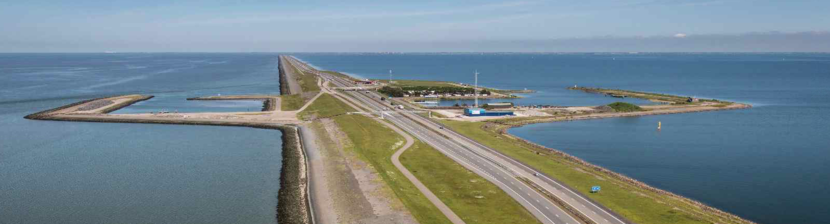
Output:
[{"xmin": 2, "ymin": 0, "xmax": 829, "ymax": 52}]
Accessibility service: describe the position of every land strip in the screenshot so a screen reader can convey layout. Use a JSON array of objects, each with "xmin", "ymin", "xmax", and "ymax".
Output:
[
  {"xmin": 426, "ymin": 85, "xmax": 755, "ymax": 224},
  {"xmin": 26, "ymin": 95, "xmax": 311, "ymax": 224},
  {"xmin": 320, "ymin": 58, "xmax": 755, "ymax": 224},
  {"xmin": 278, "ymin": 55, "xmax": 303, "ymax": 95},
  {"xmin": 315, "ymin": 61, "xmax": 582, "ymax": 224},
  {"xmin": 296, "ymin": 58, "xmax": 541, "ymax": 224}
]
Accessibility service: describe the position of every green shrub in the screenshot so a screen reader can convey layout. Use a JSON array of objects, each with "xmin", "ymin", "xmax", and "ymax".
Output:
[{"xmin": 608, "ymin": 102, "xmax": 643, "ymax": 112}]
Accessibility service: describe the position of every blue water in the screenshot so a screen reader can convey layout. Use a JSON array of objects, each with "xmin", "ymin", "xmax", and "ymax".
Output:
[
  {"xmin": 296, "ymin": 53, "xmax": 830, "ymax": 224},
  {"xmin": 0, "ymin": 53, "xmax": 283, "ymax": 224}
]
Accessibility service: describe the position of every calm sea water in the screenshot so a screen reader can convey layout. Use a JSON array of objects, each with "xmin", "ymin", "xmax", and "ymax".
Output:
[
  {"xmin": 0, "ymin": 53, "xmax": 283, "ymax": 224},
  {"xmin": 296, "ymin": 53, "xmax": 830, "ymax": 224}
]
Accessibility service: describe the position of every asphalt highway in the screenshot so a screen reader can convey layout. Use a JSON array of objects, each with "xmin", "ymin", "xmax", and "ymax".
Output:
[{"xmin": 289, "ymin": 56, "xmax": 630, "ymax": 224}]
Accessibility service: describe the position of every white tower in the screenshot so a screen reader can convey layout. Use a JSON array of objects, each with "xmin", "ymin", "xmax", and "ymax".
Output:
[
  {"xmin": 474, "ymin": 70, "xmax": 479, "ymax": 108},
  {"xmin": 389, "ymin": 69, "xmax": 392, "ymax": 84}
]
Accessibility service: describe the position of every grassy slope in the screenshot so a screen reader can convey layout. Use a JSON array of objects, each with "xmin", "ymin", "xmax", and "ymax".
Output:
[
  {"xmin": 298, "ymin": 93, "xmax": 352, "ymax": 120},
  {"xmin": 400, "ymin": 140, "xmax": 540, "ymax": 224},
  {"xmin": 570, "ymin": 87, "xmax": 702, "ymax": 104},
  {"xmin": 308, "ymin": 92, "xmax": 539, "ymax": 223},
  {"xmin": 608, "ymin": 102, "xmax": 644, "ymax": 112},
  {"xmin": 280, "ymin": 94, "xmax": 304, "ymax": 111},
  {"xmin": 298, "ymin": 92, "xmax": 449, "ymax": 223},
  {"xmin": 438, "ymin": 120, "xmax": 743, "ymax": 224},
  {"xmin": 279, "ymin": 61, "xmax": 320, "ymax": 112},
  {"xmin": 334, "ymin": 114, "xmax": 453, "ymax": 224},
  {"xmin": 295, "ymin": 66, "xmax": 321, "ymax": 92}
]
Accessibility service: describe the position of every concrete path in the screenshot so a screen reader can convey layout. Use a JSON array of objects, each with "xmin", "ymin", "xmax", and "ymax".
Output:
[
  {"xmin": 298, "ymin": 125, "xmax": 337, "ymax": 224},
  {"xmin": 279, "ymin": 55, "xmax": 303, "ymax": 95},
  {"xmin": 385, "ymin": 119, "xmax": 466, "ymax": 224}
]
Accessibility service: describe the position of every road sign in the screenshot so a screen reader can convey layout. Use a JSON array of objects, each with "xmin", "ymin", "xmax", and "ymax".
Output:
[{"xmin": 591, "ymin": 186, "xmax": 601, "ymax": 193}]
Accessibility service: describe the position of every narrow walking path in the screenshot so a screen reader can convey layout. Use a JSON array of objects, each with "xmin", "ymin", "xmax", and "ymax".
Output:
[
  {"xmin": 327, "ymin": 89, "xmax": 465, "ymax": 224},
  {"xmin": 386, "ymin": 120, "xmax": 466, "ymax": 224}
]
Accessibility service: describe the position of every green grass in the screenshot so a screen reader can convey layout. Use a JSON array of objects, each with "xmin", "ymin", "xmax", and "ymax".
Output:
[
  {"xmin": 570, "ymin": 87, "xmax": 692, "ymax": 103},
  {"xmin": 436, "ymin": 120, "xmax": 748, "ymax": 224},
  {"xmin": 608, "ymin": 102, "xmax": 644, "ymax": 112},
  {"xmin": 280, "ymin": 94, "xmax": 305, "ymax": 111},
  {"xmin": 333, "ymin": 114, "xmax": 453, "ymax": 224},
  {"xmin": 297, "ymin": 69, "xmax": 320, "ymax": 92},
  {"xmin": 298, "ymin": 93, "xmax": 354, "ymax": 120},
  {"xmin": 400, "ymin": 140, "xmax": 540, "ymax": 224}
]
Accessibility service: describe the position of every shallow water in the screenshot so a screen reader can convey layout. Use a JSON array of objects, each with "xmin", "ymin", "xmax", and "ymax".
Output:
[
  {"xmin": 0, "ymin": 53, "xmax": 283, "ymax": 224},
  {"xmin": 297, "ymin": 53, "xmax": 830, "ymax": 224}
]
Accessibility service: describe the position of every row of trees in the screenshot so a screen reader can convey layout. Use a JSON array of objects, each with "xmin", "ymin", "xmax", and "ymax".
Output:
[{"xmin": 378, "ymin": 86, "xmax": 491, "ymax": 97}]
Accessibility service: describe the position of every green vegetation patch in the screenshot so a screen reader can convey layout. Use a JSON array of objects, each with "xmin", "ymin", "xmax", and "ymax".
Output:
[
  {"xmin": 380, "ymin": 79, "xmax": 458, "ymax": 87},
  {"xmin": 379, "ymin": 86, "xmax": 490, "ymax": 97},
  {"xmin": 333, "ymin": 114, "xmax": 453, "ymax": 224},
  {"xmin": 400, "ymin": 140, "xmax": 540, "ymax": 224},
  {"xmin": 608, "ymin": 102, "xmax": 644, "ymax": 112},
  {"xmin": 296, "ymin": 68, "xmax": 321, "ymax": 92},
  {"xmin": 437, "ymin": 120, "xmax": 749, "ymax": 224},
  {"xmin": 298, "ymin": 93, "xmax": 355, "ymax": 120},
  {"xmin": 280, "ymin": 94, "xmax": 305, "ymax": 111},
  {"xmin": 569, "ymin": 87, "xmax": 704, "ymax": 104}
]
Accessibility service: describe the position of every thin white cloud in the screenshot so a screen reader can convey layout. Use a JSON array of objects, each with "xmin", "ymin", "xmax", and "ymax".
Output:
[
  {"xmin": 168, "ymin": 1, "xmax": 542, "ymax": 26},
  {"xmin": 674, "ymin": 33, "xmax": 688, "ymax": 38}
]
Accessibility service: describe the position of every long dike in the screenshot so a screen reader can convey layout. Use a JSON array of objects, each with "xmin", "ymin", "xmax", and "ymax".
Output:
[
  {"xmin": 485, "ymin": 104, "xmax": 755, "ymax": 224},
  {"xmin": 24, "ymin": 55, "xmax": 314, "ymax": 224}
]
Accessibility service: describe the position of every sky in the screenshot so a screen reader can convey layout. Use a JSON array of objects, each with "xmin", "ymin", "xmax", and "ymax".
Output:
[{"xmin": 1, "ymin": 0, "xmax": 829, "ymax": 52}]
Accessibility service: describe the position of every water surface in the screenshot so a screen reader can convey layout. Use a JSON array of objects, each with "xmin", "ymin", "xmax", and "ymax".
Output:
[{"xmin": 1, "ymin": 53, "xmax": 283, "ymax": 224}]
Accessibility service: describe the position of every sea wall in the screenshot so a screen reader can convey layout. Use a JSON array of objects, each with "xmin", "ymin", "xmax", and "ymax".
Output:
[
  {"xmin": 24, "ymin": 96, "xmax": 312, "ymax": 224},
  {"xmin": 100, "ymin": 96, "xmax": 155, "ymax": 114},
  {"xmin": 278, "ymin": 56, "xmax": 291, "ymax": 95},
  {"xmin": 186, "ymin": 97, "xmax": 277, "ymax": 112},
  {"xmin": 277, "ymin": 126, "xmax": 312, "ymax": 224},
  {"xmin": 23, "ymin": 95, "xmax": 154, "ymax": 120}
]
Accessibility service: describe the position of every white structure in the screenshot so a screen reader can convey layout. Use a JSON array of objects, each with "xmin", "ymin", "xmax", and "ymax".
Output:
[{"xmin": 474, "ymin": 70, "xmax": 479, "ymax": 108}]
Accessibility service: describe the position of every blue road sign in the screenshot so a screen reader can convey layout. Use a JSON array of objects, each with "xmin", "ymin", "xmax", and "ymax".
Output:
[{"xmin": 591, "ymin": 186, "xmax": 601, "ymax": 193}]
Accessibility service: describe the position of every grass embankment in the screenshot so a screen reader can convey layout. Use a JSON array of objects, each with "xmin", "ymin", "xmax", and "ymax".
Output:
[
  {"xmin": 570, "ymin": 87, "xmax": 689, "ymax": 103},
  {"xmin": 294, "ymin": 66, "xmax": 321, "ymax": 92},
  {"xmin": 298, "ymin": 94, "xmax": 352, "ymax": 120},
  {"xmin": 607, "ymin": 102, "xmax": 643, "ymax": 112},
  {"xmin": 281, "ymin": 94, "xmax": 305, "ymax": 111},
  {"xmin": 278, "ymin": 57, "xmax": 320, "ymax": 111},
  {"xmin": 437, "ymin": 120, "xmax": 751, "ymax": 224},
  {"xmin": 569, "ymin": 87, "xmax": 731, "ymax": 106},
  {"xmin": 306, "ymin": 93, "xmax": 539, "ymax": 224},
  {"xmin": 303, "ymin": 93, "xmax": 450, "ymax": 223},
  {"xmin": 400, "ymin": 140, "xmax": 540, "ymax": 224},
  {"xmin": 333, "ymin": 114, "xmax": 452, "ymax": 224}
]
